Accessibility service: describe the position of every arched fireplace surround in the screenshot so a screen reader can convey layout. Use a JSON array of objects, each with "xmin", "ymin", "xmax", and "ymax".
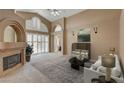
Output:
[{"xmin": 0, "ymin": 18, "xmax": 26, "ymax": 76}]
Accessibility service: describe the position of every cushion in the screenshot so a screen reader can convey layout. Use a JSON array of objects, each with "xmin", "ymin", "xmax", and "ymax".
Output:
[
  {"xmin": 91, "ymin": 64, "xmax": 97, "ymax": 70},
  {"xmin": 90, "ymin": 55, "xmax": 122, "ymax": 78},
  {"xmin": 112, "ymin": 68, "xmax": 121, "ymax": 78},
  {"xmin": 90, "ymin": 59, "xmax": 101, "ymax": 70},
  {"xmin": 97, "ymin": 66, "xmax": 106, "ymax": 73}
]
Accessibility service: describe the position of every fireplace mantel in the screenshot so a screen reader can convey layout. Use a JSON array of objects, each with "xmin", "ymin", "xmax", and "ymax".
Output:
[
  {"xmin": 0, "ymin": 42, "xmax": 26, "ymax": 50},
  {"xmin": 0, "ymin": 42, "xmax": 26, "ymax": 76}
]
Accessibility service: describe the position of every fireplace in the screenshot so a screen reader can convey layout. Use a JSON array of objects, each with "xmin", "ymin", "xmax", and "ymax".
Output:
[
  {"xmin": 3, "ymin": 54, "xmax": 21, "ymax": 71},
  {"xmin": 0, "ymin": 17, "xmax": 26, "ymax": 76}
]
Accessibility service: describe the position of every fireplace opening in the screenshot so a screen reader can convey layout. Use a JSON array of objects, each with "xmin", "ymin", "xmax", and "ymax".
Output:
[{"xmin": 3, "ymin": 54, "xmax": 21, "ymax": 71}]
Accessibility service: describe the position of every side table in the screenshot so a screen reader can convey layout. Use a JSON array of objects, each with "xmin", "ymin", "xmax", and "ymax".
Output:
[{"xmin": 91, "ymin": 75, "xmax": 117, "ymax": 83}]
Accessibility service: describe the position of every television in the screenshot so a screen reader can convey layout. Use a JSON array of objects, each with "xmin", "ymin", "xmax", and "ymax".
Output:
[{"xmin": 78, "ymin": 34, "xmax": 90, "ymax": 42}]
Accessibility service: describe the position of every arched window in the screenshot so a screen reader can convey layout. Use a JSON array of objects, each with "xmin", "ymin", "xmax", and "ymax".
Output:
[
  {"xmin": 26, "ymin": 17, "xmax": 48, "ymax": 32},
  {"xmin": 54, "ymin": 24, "xmax": 63, "ymax": 32}
]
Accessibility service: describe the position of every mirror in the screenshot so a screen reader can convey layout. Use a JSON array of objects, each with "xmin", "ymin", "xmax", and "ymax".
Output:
[
  {"xmin": 77, "ymin": 28, "xmax": 90, "ymax": 42},
  {"xmin": 4, "ymin": 26, "xmax": 17, "ymax": 42}
]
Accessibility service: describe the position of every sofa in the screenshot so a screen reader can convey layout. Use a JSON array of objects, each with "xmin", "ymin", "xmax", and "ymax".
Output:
[
  {"xmin": 84, "ymin": 55, "xmax": 124, "ymax": 83},
  {"xmin": 90, "ymin": 55, "xmax": 123, "ymax": 79}
]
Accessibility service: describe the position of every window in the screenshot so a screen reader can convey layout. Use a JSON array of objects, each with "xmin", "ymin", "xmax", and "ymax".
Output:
[
  {"xmin": 37, "ymin": 35, "xmax": 42, "ymax": 53},
  {"xmin": 44, "ymin": 35, "xmax": 49, "ymax": 52},
  {"xmin": 26, "ymin": 17, "xmax": 48, "ymax": 32},
  {"xmin": 55, "ymin": 24, "xmax": 63, "ymax": 32},
  {"xmin": 26, "ymin": 33, "xmax": 49, "ymax": 54},
  {"xmin": 27, "ymin": 33, "xmax": 33, "ymax": 46},
  {"xmin": 33, "ymin": 34, "xmax": 38, "ymax": 54}
]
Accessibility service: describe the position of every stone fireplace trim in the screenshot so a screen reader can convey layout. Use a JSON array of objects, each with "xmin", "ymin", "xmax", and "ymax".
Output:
[
  {"xmin": 0, "ymin": 17, "xmax": 26, "ymax": 42},
  {"xmin": 0, "ymin": 17, "xmax": 26, "ymax": 76}
]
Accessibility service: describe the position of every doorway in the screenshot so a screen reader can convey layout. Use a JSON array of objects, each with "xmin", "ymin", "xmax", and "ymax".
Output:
[
  {"xmin": 54, "ymin": 34, "xmax": 62, "ymax": 52},
  {"xmin": 53, "ymin": 24, "xmax": 63, "ymax": 54}
]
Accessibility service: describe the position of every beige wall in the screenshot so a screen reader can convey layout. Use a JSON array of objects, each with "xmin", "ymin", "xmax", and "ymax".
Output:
[
  {"xmin": 66, "ymin": 9, "xmax": 121, "ymax": 60},
  {"xmin": 120, "ymin": 10, "xmax": 124, "ymax": 69}
]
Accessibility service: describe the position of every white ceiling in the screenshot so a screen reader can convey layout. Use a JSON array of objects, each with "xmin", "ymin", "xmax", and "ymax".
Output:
[{"xmin": 16, "ymin": 9, "xmax": 86, "ymax": 22}]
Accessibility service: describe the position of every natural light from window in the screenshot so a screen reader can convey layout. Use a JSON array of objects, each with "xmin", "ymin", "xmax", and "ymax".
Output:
[
  {"xmin": 55, "ymin": 24, "xmax": 63, "ymax": 32},
  {"xmin": 26, "ymin": 17, "xmax": 48, "ymax": 32},
  {"xmin": 27, "ymin": 33, "xmax": 49, "ymax": 54}
]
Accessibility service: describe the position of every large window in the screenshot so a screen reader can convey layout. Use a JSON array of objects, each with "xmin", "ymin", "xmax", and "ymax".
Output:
[
  {"xmin": 27, "ymin": 33, "xmax": 49, "ymax": 54},
  {"xmin": 26, "ymin": 17, "xmax": 48, "ymax": 32}
]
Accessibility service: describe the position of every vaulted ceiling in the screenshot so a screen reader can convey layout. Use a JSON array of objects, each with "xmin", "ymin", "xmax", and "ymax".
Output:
[{"xmin": 16, "ymin": 9, "xmax": 86, "ymax": 22}]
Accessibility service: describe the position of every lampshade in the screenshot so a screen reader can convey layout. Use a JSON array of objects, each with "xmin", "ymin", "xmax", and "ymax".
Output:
[{"xmin": 102, "ymin": 56, "xmax": 115, "ymax": 68}]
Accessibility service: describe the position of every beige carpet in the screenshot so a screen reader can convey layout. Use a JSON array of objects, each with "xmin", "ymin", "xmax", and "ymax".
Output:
[
  {"xmin": 30, "ymin": 53, "xmax": 84, "ymax": 83},
  {"xmin": 0, "ymin": 63, "xmax": 51, "ymax": 83},
  {"xmin": 0, "ymin": 53, "xmax": 84, "ymax": 83}
]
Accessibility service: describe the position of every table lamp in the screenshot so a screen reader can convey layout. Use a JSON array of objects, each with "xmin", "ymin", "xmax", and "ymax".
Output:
[{"xmin": 102, "ymin": 55, "xmax": 115, "ymax": 82}]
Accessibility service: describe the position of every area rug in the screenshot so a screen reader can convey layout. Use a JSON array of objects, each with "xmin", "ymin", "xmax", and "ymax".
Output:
[{"xmin": 30, "ymin": 53, "xmax": 84, "ymax": 83}]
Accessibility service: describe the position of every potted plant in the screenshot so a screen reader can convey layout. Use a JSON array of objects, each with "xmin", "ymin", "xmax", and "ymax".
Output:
[{"xmin": 26, "ymin": 44, "xmax": 33, "ymax": 62}]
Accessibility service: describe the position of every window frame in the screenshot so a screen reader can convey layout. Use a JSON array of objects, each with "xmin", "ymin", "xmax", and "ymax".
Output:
[{"xmin": 26, "ymin": 32, "xmax": 49, "ymax": 54}]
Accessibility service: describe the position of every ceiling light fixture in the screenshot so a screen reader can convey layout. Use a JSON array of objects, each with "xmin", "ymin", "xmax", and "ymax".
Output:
[{"xmin": 48, "ymin": 9, "xmax": 61, "ymax": 16}]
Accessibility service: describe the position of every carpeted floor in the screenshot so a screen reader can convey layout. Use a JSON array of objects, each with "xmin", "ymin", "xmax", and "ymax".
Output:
[
  {"xmin": 30, "ymin": 53, "xmax": 84, "ymax": 83},
  {"xmin": 0, "ymin": 53, "xmax": 84, "ymax": 83},
  {"xmin": 0, "ymin": 63, "xmax": 51, "ymax": 83}
]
